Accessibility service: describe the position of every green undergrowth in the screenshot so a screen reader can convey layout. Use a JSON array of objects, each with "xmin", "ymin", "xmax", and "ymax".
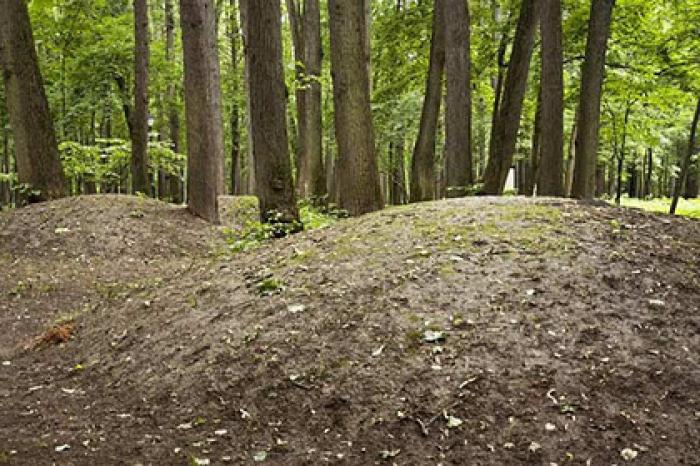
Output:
[{"xmin": 222, "ymin": 199, "xmax": 346, "ymax": 253}]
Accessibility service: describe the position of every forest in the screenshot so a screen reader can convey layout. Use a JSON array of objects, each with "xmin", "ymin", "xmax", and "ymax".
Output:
[{"xmin": 0, "ymin": 0, "xmax": 699, "ymax": 464}]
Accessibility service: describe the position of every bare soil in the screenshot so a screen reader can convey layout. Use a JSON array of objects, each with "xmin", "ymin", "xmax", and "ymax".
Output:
[{"xmin": 0, "ymin": 194, "xmax": 698, "ymax": 465}]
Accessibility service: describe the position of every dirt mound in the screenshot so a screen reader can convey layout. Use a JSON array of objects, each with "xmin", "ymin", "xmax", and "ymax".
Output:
[
  {"xmin": 1, "ymin": 196, "xmax": 699, "ymax": 465},
  {"xmin": 0, "ymin": 195, "xmax": 219, "ymax": 260}
]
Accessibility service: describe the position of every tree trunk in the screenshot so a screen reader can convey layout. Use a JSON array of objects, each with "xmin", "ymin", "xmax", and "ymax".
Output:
[
  {"xmin": 286, "ymin": 0, "xmax": 308, "ymax": 196},
  {"xmin": 571, "ymin": 0, "xmax": 615, "ymax": 199},
  {"xmin": 229, "ymin": 0, "xmax": 242, "ymax": 195},
  {"xmin": 526, "ymin": 87, "xmax": 542, "ymax": 195},
  {"xmin": 303, "ymin": 0, "xmax": 326, "ymax": 204},
  {"xmin": 328, "ymin": 0, "xmax": 383, "ymax": 215},
  {"xmin": 615, "ymin": 104, "xmax": 631, "ymax": 205},
  {"xmin": 131, "ymin": 0, "xmax": 150, "ymax": 195},
  {"xmin": 165, "ymin": 0, "xmax": 183, "ymax": 203},
  {"xmin": 444, "ymin": 0, "xmax": 472, "ymax": 197},
  {"xmin": 482, "ymin": 0, "xmax": 538, "ymax": 194},
  {"xmin": 670, "ymin": 97, "xmax": 700, "ymax": 214},
  {"xmin": 0, "ymin": 112, "xmax": 9, "ymax": 207},
  {"xmin": 0, "ymin": 0, "xmax": 66, "ymax": 202},
  {"xmin": 390, "ymin": 132, "xmax": 406, "ymax": 205},
  {"xmin": 180, "ymin": 0, "xmax": 225, "ymax": 222},
  {"xmin": 410, "ymin": 0, "xmax": 445, "ymax": 203},
  {"xmin": 243, "ymin": 0, "xmax": 299, "ymax": 223},
  {"xmin": 537, "ymin": 0, "xmax": 564, "ymax": 196}
]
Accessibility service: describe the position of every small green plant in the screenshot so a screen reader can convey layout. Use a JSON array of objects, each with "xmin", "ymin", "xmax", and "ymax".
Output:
[{"xmin": 257, "ymin": 277, "xmax": 283, "ymax": 296}]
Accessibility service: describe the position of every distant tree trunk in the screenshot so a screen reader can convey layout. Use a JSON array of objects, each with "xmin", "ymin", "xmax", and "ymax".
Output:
[
  {"xmin": 165, "ymin": 0, "xmax": 182, "ymax": 203},
  {"xmin": 328, "ymin": 0, "xmax": 383, "ymax": 215},
  {"xmin": 537, "ymin": 0, "xmax": 564, "ymax": 196},
  {"xmin": 229, "ymin": 0, "xmax": 242, "ymax": 195},
  {"xmin": 390, "ymin": 131, "xmax": 406, "ymax": 205},
  {"xmin": 303, "ymin": 0, "xmax": 326, "ymax": 204},
  {"xmin": 565, "ymin": 118, "xmax": 577, "ymax": 196},
  {"xmin": 243, "ymin": 0, "xmax": 299, "ymax": 223},
  {"xmin": 180, "ymin": 0, "xmax": 225, "ymax": 222},
  {"xmin": 482, "ymin": 0, "xmax": 538, "ymax": 194},
  {"xmin": 615, "ymin": 104, "xmax": 631, "ymax": 205},
  {"xmin": 571, "ymin": 0, "xmax": 615, "ymax": 199},
  {"xmin": 526, "ymin": 87, "xmax": 542, "ymax": 195},
  {"xmin": 131, "ymin": 0, "xmax": 150, "ymax": 195},
  {"xmin": 444, "ymin": 0, "xmax": 472, "ymax": 197},
  {"xmin": 0, "ymin": 0, "xmax": 66, "ymax": 202},
  {"xmin": 642, "ymin": 148, "xmax": 652, "ymax": 198},
  {"xmin": 671, "ymin": 97, "xmax": 700, "ymax": 214},
  {"xmin": 410, "ymin": 0, "xmax": 445, "ymax": 203},
  {"xmin": 286, "ymin": 0, "xmax": 307, "ymax": 196}
]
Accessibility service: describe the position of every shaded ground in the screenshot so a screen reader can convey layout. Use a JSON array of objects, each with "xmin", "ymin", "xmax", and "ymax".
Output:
[{"xmin": 0, "ymin": 195, "xmax": 698, "ymax": 465}]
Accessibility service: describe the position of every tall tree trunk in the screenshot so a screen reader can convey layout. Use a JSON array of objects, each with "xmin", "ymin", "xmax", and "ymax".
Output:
[
  {"xmin": 444, "ymin": 0, "xmax": 472, "ymax": 196},
  {"xmin": 229, "ymin": 0, "xmax": 242, "ymax": 195},
  {"xmin": 482, "ymin": 0, "xmax": 538, "ymax": 194},
  {"xmin": 671, "ymin": 97, "xmax": 700, "ymax": 214},
  {"xmin": 303, "ymin": 0, "xmax": 326, "ymax": 204},
  {"xmin": 328, "ymin": 0, "xmax": 383, "ymax": 215},
  {"xmin": 537, "ymin": 0, "xmax": 564, "ymax": 196},
  {"xmin": 165, "ymin": 0, "xmax": 182, "ymax": 203},
  {"xmin": 132, "ymin": 0, "xmax": 150, "ymax": 195},
  {"xmin": 615, "ymin": 104, "xmax": 631, "ymax": 206},
  {"xmin": 390, "ymin": 131, "xmax": 406, "ymax": 205},
  {"xmin": 571, "ymin": 0, "xmax": 615, "ymax": 199},
  {"xmin": 410, "ymin": 0, "xmax": 445, "ymax": 203},
  {"xmin": 526, "ymin": 87, "xmax": 542, "ymax": 195},
  {"xmin": 243, "ymin": 0, "xmax": 299, "ymax": 223},
  {"xmin": 0, "ymin": 0, "xmax": 66, "ymax": 202},
  {"xmin": 286, "ymin": 0, "xmax": 307, "ymax": 196},
  {"xmin": 180, "ymin": 0, "xmax": 225, "ymax": 222}
]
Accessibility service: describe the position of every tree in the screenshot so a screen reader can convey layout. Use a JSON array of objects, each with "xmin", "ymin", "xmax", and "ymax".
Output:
[
  {"xmin": 228, "ymin": 0, "xmax": 242, "ymax": 195},
  {"xmin": 328, "ymin": 0, "xmax": 383, "ymax": 215},
  {"xmin": 537, "ymin": 0, "xmax": 564, "ymax": 196},
  {"xmin": 670, "ymin": 97, "xmax": 700, "ymax": 214},
  {"xmin": 131, "ymin": 0, "xmax": 150, "ymax": 195},
  {"xmin": 444, "ymin": 0, "xmax": 472, "ymax": 197},
  {"xmin": 482, "ymin": 0, "xmax": 538, "ymax": 195},
  {"xmin": 242, "ymin": 0, "xmax": 299, "ymax": 223},
  {"xmin": 180, "ymin": 0, "xmax": 225, "ymax": 222},
  {"xmin": 571, "ymin": 0, "xmax": 615, "ymax": 199},
  {"xmin": 410, "ymin": 0, "xmax": 445, "ymax": 203},
  {"xmin": 0, "ymin": 0, "xmax": 66, "ymax": 202},
  {"xmin": 165, "ymin": 0, "xmax": 182, "ymax": 203}
]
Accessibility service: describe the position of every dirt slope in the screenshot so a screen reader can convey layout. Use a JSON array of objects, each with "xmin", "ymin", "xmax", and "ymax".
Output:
[{"xmin": 0, "ymin": 195, "xmax": 698, "ymax": 465}]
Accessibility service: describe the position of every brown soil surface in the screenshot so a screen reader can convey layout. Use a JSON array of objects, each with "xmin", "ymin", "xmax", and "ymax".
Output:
[{"xmin": 0, "ymin": 195, "xmax": 698, "ymax": 465}]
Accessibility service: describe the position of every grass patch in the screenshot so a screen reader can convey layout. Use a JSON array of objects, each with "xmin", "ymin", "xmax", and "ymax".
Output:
[{"xmin": 613, "ymin": 196, "xmax": 700, "ymax": 219}]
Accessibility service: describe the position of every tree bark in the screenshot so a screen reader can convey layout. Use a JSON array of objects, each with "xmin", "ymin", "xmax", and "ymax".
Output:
[
  {"xmin": 444, "ymin": 0, "xmax": 472, "ymax": 196},
  {"xmin": 165, "ymin": 0, "xmax": 183, "ymax": 203},
  {"xmin": 526, "ymin": 87, "xmax": 542, "ymax": 195},
  {"xmin": 229, "ymin": 0, "xmax": 242, "ymax": 195},
  {"xmin": 242, "ymin": 0, "xmax": 299, "ymax": 223},
  {"xmin": 537, "ymin": 0, "xmax": 564, "ymax": 196},
  {"xmin": 615, "ymin": 103, "xmax": 631, "ymax": 205},
  {"xmin": 571, "ymin": 0, "xmax": 615, "ymax": 199},
  {"xmin": 303, "ymin": 0, "xmax": 326, "ymax": 203},
  {"xmin": 286, "ymin": 0, "xmax": 307, "ymax": 195},
  {"xmin": 328, "ymin": 0, "xmax": 383, "ymax": 215},
  {"xmin": 670, "ymin": 97, "xmax": 700, "ymax": 214},
  {"xmin": 482, "ymin": 0, "xmax": 538, "ymax": 194},
  {"xmin": 132, "ymin": 0, "xmax": 150, "ymax": 195},
  {"xmin": 180, "ymin": 0, "xmax": 225, "ymax": 222},
  {"xmin": 0, "ymin": 0, "xmax": 66, "ymax": 202},
  {"xmin": 410, "ymin": 0, "xmax": 445, "ymax": 203}
]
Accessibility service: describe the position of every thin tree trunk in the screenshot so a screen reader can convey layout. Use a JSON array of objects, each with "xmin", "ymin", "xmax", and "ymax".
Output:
[
  {"xmin": 482, "ymin": 0, "xmax": 538, "ymax": 194},
  {"xmin": 286, "ymin": 0, "xmax": 308, "ymax": 196},
  {"xmin": 229, "ymin": 0, "xmax": 242, "ymax": 195},
  {"xmin": 410, "ymin": 0, "xmax": 445, "ymax": 203},
  {"xmin": 243, "ymin": 0, "xmax": 299, "ymax": 223},
  {"xmin": 180, "ymin": 0, "xmax": 225, "ymax": 222},
  {"xmin": 537, "ymin": 0, "xmax": 564, "ymax": 196},
  {"xmin": 444, "ymin": 0, "xmax": 472, "ymax": 196},
  {"xmin": 303, "ymin": 0, "xmax": 326, "ymax": 204},
  {"xmin": 670, "ymin": 97, "xmax": 700, "ymax": 214},
  {"xmin": 328, "ymin": 0, "xmax": 383, "ymax": 215},
  {"xmin": 615, "ymin": 104, "xmax": 631, "ymax": 206},
  {"xmin": 571, "ymin": 0, "xmax": 615, "ymax": 199},
  {"xmin": 165, "ymin": 0, "xmax": 182, "ymax": 203},
  {"xmin": 527, "ymin": 87, "xmax": 542, "ymax": 196},
  {"xmin": 0, "ymin": 0, "xmax": 66, "ymax": 202},
  {"xmin": 132, "ymin": 0, "xmax": 150, "ymax": 195}
]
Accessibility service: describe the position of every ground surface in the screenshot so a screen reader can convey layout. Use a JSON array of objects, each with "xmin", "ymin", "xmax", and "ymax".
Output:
[{"xmin": 0, "ymin": 194, "xmax": 698, "ymax": 466}]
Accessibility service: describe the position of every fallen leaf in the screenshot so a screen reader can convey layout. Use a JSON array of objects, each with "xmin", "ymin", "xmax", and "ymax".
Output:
[{"xmin": 621, "ymin": 448, "xmax": 638, "ymax": 461}]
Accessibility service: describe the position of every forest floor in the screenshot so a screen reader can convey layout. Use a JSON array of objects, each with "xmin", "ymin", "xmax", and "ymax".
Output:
[{"xmin": 0, "ymin": 194, "xmax": 698, "ymax": 466}]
